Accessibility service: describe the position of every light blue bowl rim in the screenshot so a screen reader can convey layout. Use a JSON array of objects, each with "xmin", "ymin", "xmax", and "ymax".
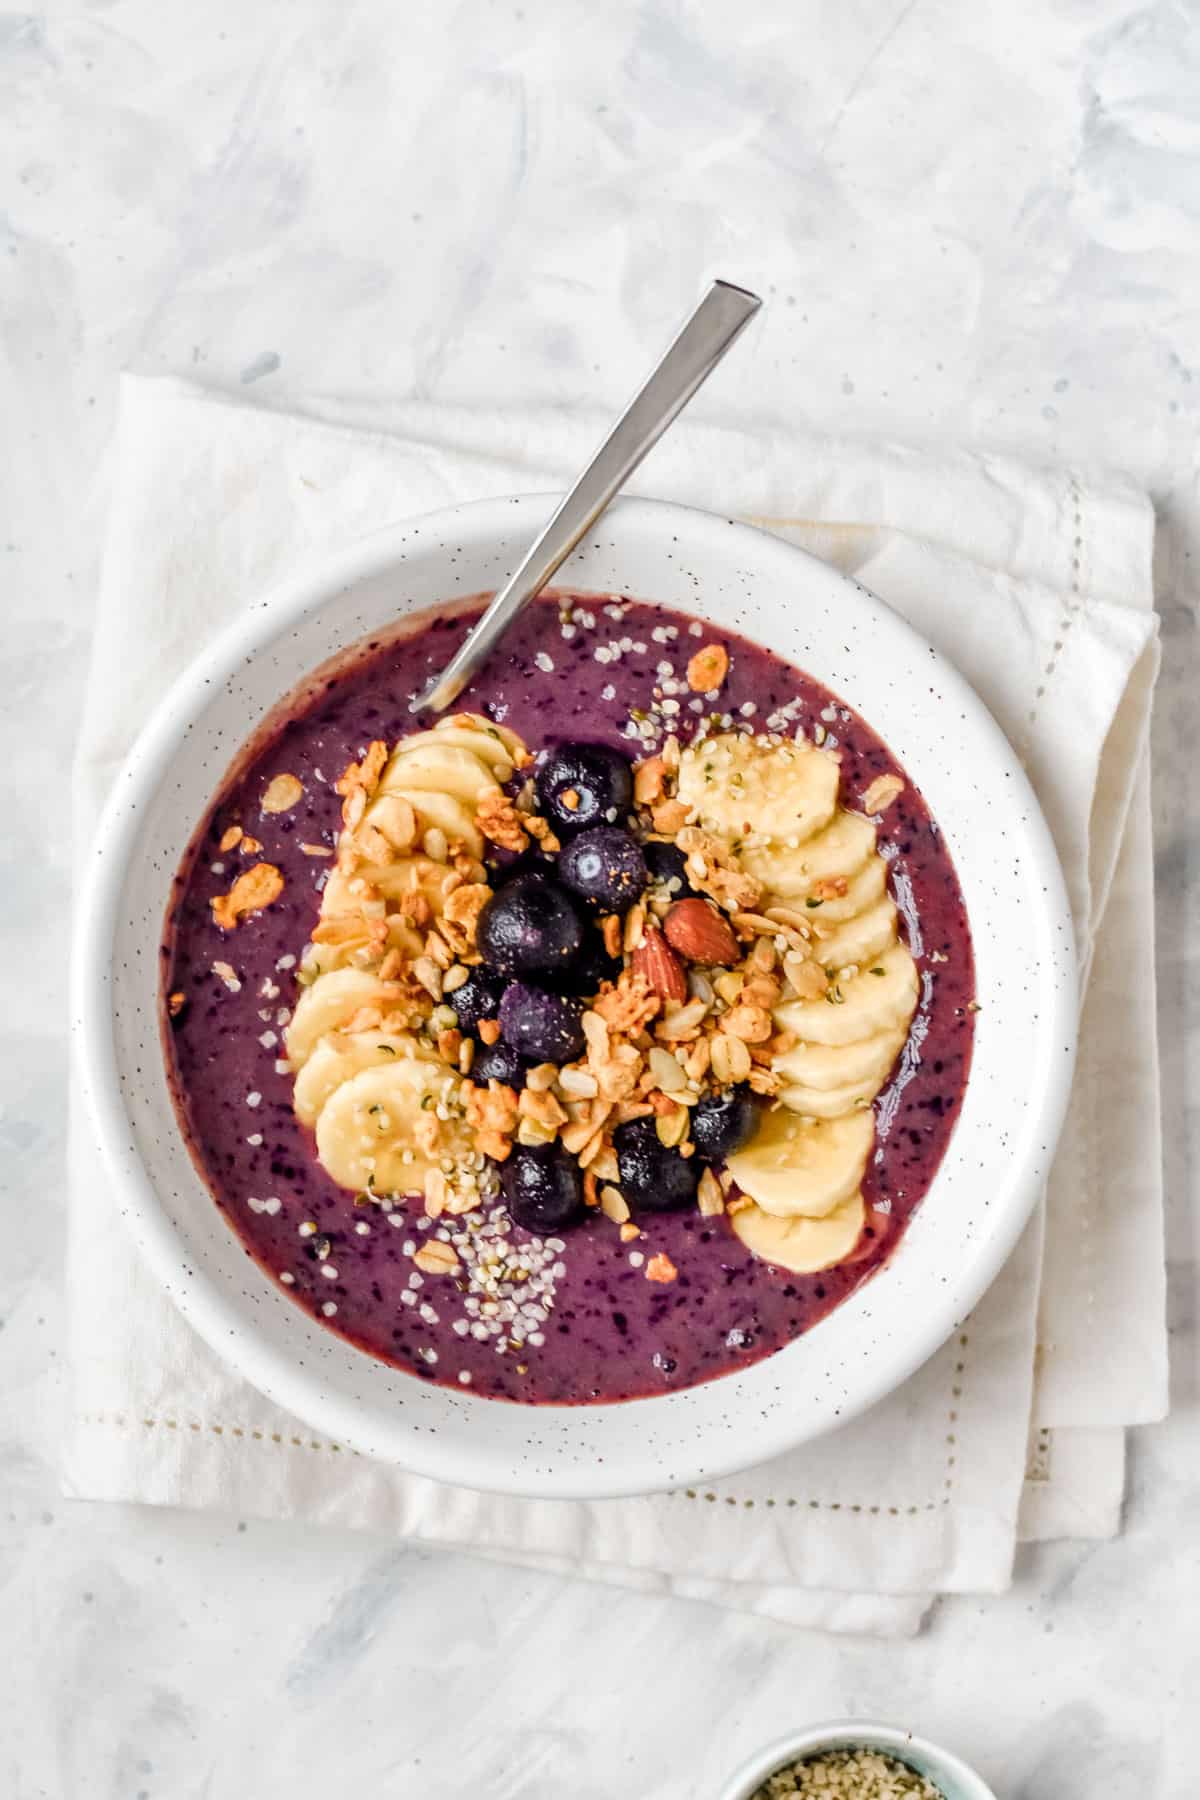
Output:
[{"xmin": 715, "ymin": 1720, "xmax": 999, "ymax": 1800}]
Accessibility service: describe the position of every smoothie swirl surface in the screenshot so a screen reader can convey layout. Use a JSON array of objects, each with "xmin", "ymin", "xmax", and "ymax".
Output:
[{"xmin": 161, "ymin": 595, "xmax": 975, "ymax": 1404}]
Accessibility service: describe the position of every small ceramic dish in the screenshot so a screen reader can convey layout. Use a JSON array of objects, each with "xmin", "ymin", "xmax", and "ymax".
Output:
[
  {"xmin": 72, "ymin": 494, "xmax": 1076, "ymax": 1497},
  {"xmin": 716, "ymin": 1720, "xmax": 998, "ymax": 1800}
]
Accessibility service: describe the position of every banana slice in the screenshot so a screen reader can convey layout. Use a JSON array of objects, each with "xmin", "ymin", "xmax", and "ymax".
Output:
[
  {"xmin": 742, "ymin": 809, "xmax": 875, "ymax": 899},
  {"xmin": 376, "ymin": 784, "xmax": 483, "ymax": 859},
  {"xmin": 316, "ymin": 871, "xmax": 388, "ymax": 921},
  {"xmin": 362, "ymin": 792, "xmax": 426, "ymax": 852},
  {"xmin": 773, "ymin": 1026, "xmax": 907, "ymax": 1093},
  {"xmin": 293, "ymin": 1030, "xmax": 420, "ymax": 1128},
  {"xmin": 778, "ymin": 1082, "xmax": 876, "ymax": 1121},
  {"xmin": 314, "ymin": 1058, "xmax": 470, "ymax": 1194},
  {"xmin": 304, "ymin": 869, "xmax": 409, "ymax": 976},
  {"xmin": 794, "ymin": 853, "xmax": 889, "ymax": 924},
  {"xmin": 389, "ymin": 715, "xmax": 520, "ymax": 777},
  {"xmin": 321, "ymin": 855, "xmax": 453, "ymax": 919},
  {"xmin": 775, "ymin": 942, "xmax": 918, "ymax": 1048},
  {"xmin": 298, "ymin": 918, "xmax": 425, "ymax": 982},
  {"xmin": 810, "ymin": 895, "xmax": 898, "ymax": 972},
  {"xmin": 676, "ymin": 733, "xmax": 839, "ymax": 844},
  {"xmin": 730, "ymin": 1191, "xmax": 866, "ymax": 1274},
  {"xmin": 726, "ymin": 1107, "xmax": 873, "ymax": 1219},
  {"xmin": 386, "ymin": 742, "xmax": 500, "ymax": 805},
  {"xmin": 284, "ymin": 968, "xmax": 402, "ymax": 1068},
  {"xmin": 422, "ymin": 714, "xmax": 523, "ymax": 771}
]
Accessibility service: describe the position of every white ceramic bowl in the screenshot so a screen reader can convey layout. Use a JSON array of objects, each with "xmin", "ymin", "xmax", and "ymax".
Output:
[
  {"xmin": 73, "ymin": 494, "xmax": 1076, "ymax": 1498},
  {"xmin": 716, "ymin": 1720, "xmax": 998, "ymax": 1800}
]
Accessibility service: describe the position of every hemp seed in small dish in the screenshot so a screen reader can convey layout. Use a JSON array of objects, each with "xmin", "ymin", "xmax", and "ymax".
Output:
[{"xmin": 751, "ymin": 1746, "xmax": 944, "ymax": 1800}]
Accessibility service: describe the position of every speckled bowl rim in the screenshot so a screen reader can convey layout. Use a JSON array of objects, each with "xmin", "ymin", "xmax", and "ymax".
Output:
[
  {"xmin": 72, "ymin": 493, "xmax": 1077, "ymax": 1498},
  {"xmin": 715, "ymin": 1719, "xmax": 998, "ymax": 1800}
]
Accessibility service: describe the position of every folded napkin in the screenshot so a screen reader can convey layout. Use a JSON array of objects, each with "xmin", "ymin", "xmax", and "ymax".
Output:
[{"xmin": 66, "ymin": 375, "xmax": 1166, "ymax": 1637}]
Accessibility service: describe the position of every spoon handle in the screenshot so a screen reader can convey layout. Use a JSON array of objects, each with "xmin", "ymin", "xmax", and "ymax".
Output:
[{"xmin": 410, "ymin": 279, "xmax": 762, "ymax": 713}]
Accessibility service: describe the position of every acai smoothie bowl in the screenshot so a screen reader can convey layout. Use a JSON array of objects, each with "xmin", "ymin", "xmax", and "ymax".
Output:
[{"xmin": 74, "ymin": 496, "xmax": 1076, "ymax": 1496}]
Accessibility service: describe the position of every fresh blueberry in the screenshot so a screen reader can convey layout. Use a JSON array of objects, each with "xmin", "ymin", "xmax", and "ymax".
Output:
[
  {"xmin": 643, "ymin": 839, "xmax": 697, "ymax": 898},
  {"xmin": 501, "ymin": 1142, "xmax": 585, "ymax": 1232},
  {"xmin": 446, "ymin": 967, "xmax": 507, "ymax": 1033},
  {"xmin": 613, "ymin": 1116, "xmax": 698, "ymax": 1212},
  {"xmin": 690, "ymin": 1091, "xmax": 760, "ymax": 1162},
  {"xmin": 476, "ymin": 872, "xmax": 584, "ymax": 976},
  {"xmin": 535, "ymin": 742, "xmax": 634, "ymax": 835},
  {"xmin": 469, "ymin": 1040, "xmax": 528, "ymax": 1088},
  {"xmin": 557, "ymin": 826, "xmax": 648, "ymax": 914},
  {"xmin": 543, "ymin": 928, "xmax": 622, "ymax": 997},
  {"xmin": 499, "ymin": 981, "xmax": 586, "ymax": 1063}
]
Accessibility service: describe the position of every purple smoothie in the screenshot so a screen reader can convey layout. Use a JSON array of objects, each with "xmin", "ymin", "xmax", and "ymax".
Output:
[{"xmin": 160, "ymin": 594, "xmax": 975, "ymax": 1404}]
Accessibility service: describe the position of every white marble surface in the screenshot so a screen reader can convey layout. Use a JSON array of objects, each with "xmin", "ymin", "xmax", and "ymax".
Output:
[{"xmin": 3, "ymin": 2, "xmax": 1197, "ymax": 1794}]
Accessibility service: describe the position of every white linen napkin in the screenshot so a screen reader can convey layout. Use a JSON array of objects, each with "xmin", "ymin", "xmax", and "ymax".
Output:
[{"xmin": 65, "ymin": 375, "xmax": 1166, "ymax": 1637}]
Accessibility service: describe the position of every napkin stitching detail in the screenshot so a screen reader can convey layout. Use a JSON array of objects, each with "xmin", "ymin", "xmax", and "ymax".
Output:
[
  {"xmin": 79, "ymin": 1411, "xmax": 359, "ymax": 1456},
  {"xmin": 1026, "ymin": 1426, "xmax": 1053, "ymax": 1484},
  {"xmin": 675, "ymin": 1489, "xmax": 941, "ymax": 1515},
  {"xmin": 1021, "ymin": 474, "xmax": 1086, "ymax": 750},
  {"xmin": 944, "ymin": 1331, "xmax": 968, "ymax": 1499},
  {"xmin": 740, "ymin": 515, "xmax": 876, "ymax": 533}
]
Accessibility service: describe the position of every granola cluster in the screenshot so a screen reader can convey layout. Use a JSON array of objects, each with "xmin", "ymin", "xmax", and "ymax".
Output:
[{"xmin": 297, "ymin": 722, "xmax": 545, "ymax": 1011}]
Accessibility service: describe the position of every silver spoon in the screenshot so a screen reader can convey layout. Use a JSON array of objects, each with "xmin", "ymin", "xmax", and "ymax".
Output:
[{"xmin": 410, "ymin": 278, "xmax": 762, "ymax": 714}]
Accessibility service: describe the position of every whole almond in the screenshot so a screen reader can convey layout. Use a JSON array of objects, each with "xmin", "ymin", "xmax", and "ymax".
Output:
[
  {"xmin": 663, "ymin": 897, "xmax": 740, "ymax": 967},
  {"xmin": 631, "ymin": 925, "xmax": 689, "ymax": 1002}
]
